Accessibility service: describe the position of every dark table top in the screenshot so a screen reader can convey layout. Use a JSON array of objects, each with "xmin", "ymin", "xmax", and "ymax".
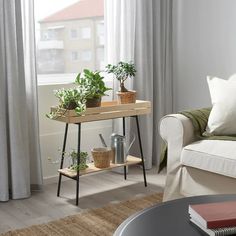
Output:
[{"xmin": 114, "ymin": 194, "xmax": 236, "ymax": 236}]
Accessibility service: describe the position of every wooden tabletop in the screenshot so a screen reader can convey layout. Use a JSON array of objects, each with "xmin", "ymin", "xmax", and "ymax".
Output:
[{"xmin": 51, "ymin": 100, "xmax": 151, "ymax": 123}]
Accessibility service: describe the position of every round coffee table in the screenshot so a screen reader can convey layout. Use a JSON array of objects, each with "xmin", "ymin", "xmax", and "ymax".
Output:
[{"xmin": 114, "ymin": 194, "xmax": 236, "ymax": 236}]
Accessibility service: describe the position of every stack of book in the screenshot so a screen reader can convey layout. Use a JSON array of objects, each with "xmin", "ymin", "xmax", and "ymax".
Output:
[{"xmin": 189, "ymin": 201, "xmax": 236, "ymax": 236}]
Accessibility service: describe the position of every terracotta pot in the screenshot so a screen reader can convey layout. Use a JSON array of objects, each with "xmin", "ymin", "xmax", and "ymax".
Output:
[
  {"xmin": 86, "ymin": 97, "xmax": 102, "ymax": 108},
  {"xmin": 117, "ymin": 90, "xmax": 137, "ymax": 104}
]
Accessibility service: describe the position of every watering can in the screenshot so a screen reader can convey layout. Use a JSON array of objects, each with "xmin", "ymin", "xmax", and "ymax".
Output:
[{"xmin": 110, "ymin": 133, "xmax": 135, "ymax": 164}]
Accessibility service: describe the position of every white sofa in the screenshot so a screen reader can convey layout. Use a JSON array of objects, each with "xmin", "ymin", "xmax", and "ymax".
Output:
[{"xmin": 159, "ymin": 114, "xmax": 236, "ymax": 201}]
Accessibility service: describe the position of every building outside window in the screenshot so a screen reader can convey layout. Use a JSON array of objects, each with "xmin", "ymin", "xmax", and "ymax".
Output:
[
  {"xmin": 35, "ymin": 0, "xmax": 104, "ymax": 81},
  {"xmin": 71, "ymin": 51, "xmax": 80, "ymax": 61},
  {"xmin": 81, "ymin": 50, "xmax": 92, "ymax": 62},
  {"xmin": 96, "ymin": 47, "xmax": 104, "ymax": 70},
  {"xmin": 81, "ymin": 27, "xmax": 91, "ymax": 39},
  {"xmin": 70, "ymin": 29, "xmax": 79, "ymax": 39},
  {"xmin": 97, "ymin": 21, "xmax": 104, "ymax": 45}
]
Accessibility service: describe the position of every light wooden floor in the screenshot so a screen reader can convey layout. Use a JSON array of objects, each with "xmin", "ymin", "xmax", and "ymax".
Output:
[{"xmin": 0, "ymin": 166, "xmax": 166, "ymax": 234}]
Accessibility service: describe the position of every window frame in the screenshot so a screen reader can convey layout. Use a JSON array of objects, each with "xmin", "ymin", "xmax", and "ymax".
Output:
[{"xmin": 69, "ymin": 28, "xmax": 79, "ymax": 40}]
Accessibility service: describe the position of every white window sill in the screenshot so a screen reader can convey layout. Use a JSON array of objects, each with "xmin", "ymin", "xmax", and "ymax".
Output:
[
  {"xmin": 37, "ymin": 73, "xmax": 113, "ymax": 86},
  {"xmin": 37, "ymin": 73, "xmax": 76, "ymax": 86}
]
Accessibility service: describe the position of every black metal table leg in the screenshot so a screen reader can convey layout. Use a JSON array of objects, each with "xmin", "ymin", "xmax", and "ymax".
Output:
[
  {"xmin": 57, "ymin": 123, "xmax": 69, "ymax": 197},
  {"xmin": 123, "ymin": 117, "xmax": 127, "ymax": 180},
  {"xmin": 76, "ymin": 123, "xmax": 81, "ymax": 206},
  {"xmin": 135, "ymin": 116, "xmax": 147, "ymax": 187}
]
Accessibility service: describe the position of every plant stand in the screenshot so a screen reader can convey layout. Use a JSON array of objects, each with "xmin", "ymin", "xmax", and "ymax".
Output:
[{"xmin": 52, "ymin": 100, "xmax": 151, "ymax": 206}]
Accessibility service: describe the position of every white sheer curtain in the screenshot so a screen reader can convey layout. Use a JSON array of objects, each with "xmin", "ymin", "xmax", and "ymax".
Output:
[
  {"xmin": 105, "ymin": 0, "xmax": 173, "ymax": 169},
  {"xmin": 105, "ymin": 0, "xmax": 136, "ymax": 64},
  {"xmin": 0, "ymin": 0, "xmax": 43, "ymax": 201},
  {"xmin": 105, "ymin": 0, "xmax": 136, "ymax": 138},
  {"xmin": 105, "ymin": 0, "xmax": 136, "ymax": 98}
]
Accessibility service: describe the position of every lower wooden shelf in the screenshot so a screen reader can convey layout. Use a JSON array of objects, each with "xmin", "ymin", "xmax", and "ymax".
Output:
[{"xmin": 58, "ymin": 155, "xmax": 142, "ymax": 178}]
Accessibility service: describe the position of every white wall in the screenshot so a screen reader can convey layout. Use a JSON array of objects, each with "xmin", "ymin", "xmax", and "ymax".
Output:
[
  {"xmin": 38, "ymin": 83, "xmax": 112, "ymax": 183},
  {"xmin": 173, "ymin": 0, "xmax": 236, "ymax": 111}
]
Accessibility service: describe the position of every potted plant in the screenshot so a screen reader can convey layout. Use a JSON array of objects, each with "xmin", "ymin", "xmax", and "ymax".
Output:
[
  {"xmin": 75, "ymin": 69, "xmax": 111, "ymax": 108},
  {"xmin": 47, "ymin": 150, "xmax": 89, "ymax": 171},
  {"xmin": 105, "ymin": 61, "xmax": 137, "ymax": 104},
  {"xmin": 46, "ymin": 87, "xmax": 86, "ymax": 119},
  {"xmin": 68, "ymin": 150, "xmax": 89, "ymax": 171},
  {"xmin": 46, "ymin": 69, "xmax": 111, "ymax": 119}
]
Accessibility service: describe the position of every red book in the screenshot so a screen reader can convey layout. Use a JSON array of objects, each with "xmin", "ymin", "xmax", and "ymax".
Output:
[{"xmin": 189, "ymin": 201, "xmax": 236, "ymax": 229}]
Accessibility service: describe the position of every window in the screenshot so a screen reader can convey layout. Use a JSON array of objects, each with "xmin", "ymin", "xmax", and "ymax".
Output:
[
  {"xmin": 96, "ymin": 21, "xmax": 104, "ymax": 45},
  {"xmin": 70, "ymin": 29, "xmax": 78, "ymax": 39},
  {"xmin": 42, "ymin": 31, "xmax": 50, "ymax": 40},
  {"xmin": 97, "ymin": 21, "xmax": 104, "ymax": 36},
  {"xmin": 96, "ymin": 48, "xmax": 104, "ymax": 70},
  {"xmin": 96, "ymin": 48, "xmax": 104, "ymax": 61},
  {"xmin": 34, "ymin": 0, "xmax": 109, "ymax": 182},
  {"xmin": 41, "ymin": 29, "xmax": 58, "ymax": 41},
  {"xmin": 81, "ymin": 27, "xmax": 91, "ymax": 39},
  {"xmin": 82, "ymin": 50, "xmax": 92, "ymax": 61},
  {"xmin": 34, "ymin": 0, "xmax": 104, "ymax": 83},
  {"xmin": 71, "ymin": 51, "xmax": 79, "ymax": 61}
]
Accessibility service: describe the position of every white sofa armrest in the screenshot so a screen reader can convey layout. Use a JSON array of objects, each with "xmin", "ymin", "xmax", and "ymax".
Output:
[
  {"xmin": 159, "ymin": 114, "xmax": 197, "ymax": 200},
  {"xmin": 160, "ymin": 114, "xmax": 196, "ymax": 155}
]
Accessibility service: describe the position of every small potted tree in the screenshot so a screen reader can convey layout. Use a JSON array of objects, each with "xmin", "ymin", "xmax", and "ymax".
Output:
[
  {"xmin": 75, "ymin": 69, "xmax": 111, "ymax": 108},
  {"xmin": 105, "ymin": 61, "xmax": 137, "ymax": 104}
]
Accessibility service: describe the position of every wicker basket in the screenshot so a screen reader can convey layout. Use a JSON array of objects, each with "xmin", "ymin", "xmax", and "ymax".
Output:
[
  {"xmin": 117, "ymin": 90, "xmax": 137, "ymax": 104},
  {"xmin": 91, "ymin": 148, "xmax": 111, "ymax": 168}
]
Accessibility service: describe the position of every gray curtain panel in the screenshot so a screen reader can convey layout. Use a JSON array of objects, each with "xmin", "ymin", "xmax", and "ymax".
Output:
[
  {"xmin": 105, "ymin": 0, "xmax": 173, "ymax": 169},
  {"xmin": 0, "ymin": 0, "xmax": 43, "ymax": 201},
  {"xmin": 131, "ymin": 0, "xmax": 173, "ymax": 169}
]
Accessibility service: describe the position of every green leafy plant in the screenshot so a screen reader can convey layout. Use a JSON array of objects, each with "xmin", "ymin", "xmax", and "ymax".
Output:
[
  {"xmin": 105, "ymin": 61, "xmax": 136, "ymax": 92},
  {"xmin": 46, "ymin": 87, "xmax": 86, "ymax": 119},
  {"xmin": 48, "ymin": 150, "xmax": 89, "ymax": 171},
  {"xmin": 69, "ymin": 150, "xmax": 88, "ymax": 171},
  {"xmin": 75, "ymin": 69, "xmax": 111, "ymax": 99},
  {"xmin": 54, "ymin": 88, "xmax": 86, "ymax": 114},
  {"xmin": 46, "ymin": 69, "xmax": 112, "ymax": 119},
  {"xmin": 54, "ymin": 88, "xmax": 82, "ymax": 109}
]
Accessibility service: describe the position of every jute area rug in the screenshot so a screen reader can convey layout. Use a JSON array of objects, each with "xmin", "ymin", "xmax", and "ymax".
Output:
[{"xmin": 2, "ymin": 193, "xmax": 163, "ymax": 236}]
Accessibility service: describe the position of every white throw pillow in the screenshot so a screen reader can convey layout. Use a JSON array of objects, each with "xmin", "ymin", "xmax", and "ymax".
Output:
[
  {"xmin": 228, "ymin": 73, "xmax": 236, "ymax": 81},
  {"xmin": 206, "ymin": 76, "xmax": 236, "ymax": 135}
]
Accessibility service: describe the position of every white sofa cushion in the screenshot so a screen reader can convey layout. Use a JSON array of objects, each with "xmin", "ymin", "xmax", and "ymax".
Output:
[
  {"xmin": 206, "ymin": 76, "xmax": 236, "ymax": 135},
  {"xmin": 228, "ymin": 74, "xmax": 236, "ymax": 81},
  {"xmin": 181, "ymin": 140, "xmax": 236, "ymax": 178}
]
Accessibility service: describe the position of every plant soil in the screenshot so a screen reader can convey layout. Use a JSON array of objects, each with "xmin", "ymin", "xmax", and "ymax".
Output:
[
  {"xmin": 63, "ymin": 101, "xmax": 77, "ymax": 110},
  {"xmin": 86, "ymin": 97, "xmax": 102, "ymax": 108}
]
